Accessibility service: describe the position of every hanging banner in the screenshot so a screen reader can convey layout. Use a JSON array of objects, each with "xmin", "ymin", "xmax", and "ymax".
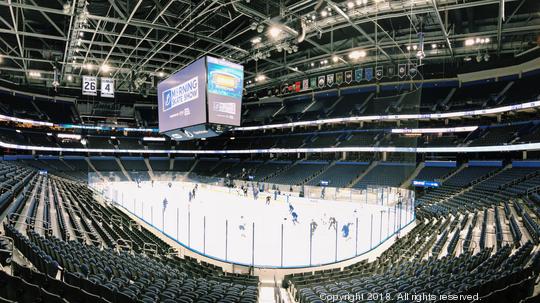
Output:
[
  {"xmin": 375, "ymin": 66, "xmax": 383, "ymax": 80},
  {"xmin": 317, "ymin": 76, "xmax": 325, "ymax": 88},
  {"xmin": 310, "ymin": 77, "xmax": 317, "ymax": 89},
  {"xmin": 302, "ymin": 79, "xmax": 309, "ymax": 91},
  {"xmin": 82, "ymin": 76, "xmax": 97, "ymax": 96},
  {"xmin": 101, "ymin": 77, "xmax": 115, "ymax": 98},
  {"xmin": 387, "ymin": 65, "xmax": 395, "ymax": 78},
  {"xmin": 355, "ymin": 68, "xmax": 363, "ymax": 82},
  {"xmin": 294, "ymin": 81, "xmax": 301, "ymax": 92},
  {"xmin": 335, "ymin": 72, "xmax": 343, "ymax": 85},
  {"xmin": 365, "ymin": 67, "xmax": 373, "ymax": 81},
  {"xmin": 326, "ymin": 74, "xmax": 334, "ymax": 86},
  {"xmin": 408, "ymin": 62, "xmax": 418, "ymax": 77},
  {"xmin": 345, "ymin": 70, "xmax": 353, "ymax": 84},
  {"xmin": 281, "ymin": 83, "xmax": 289, "ymax": 94},
  {"xmin": 398, "ymin": 64, "xmax": 407, "ymax": 78}
]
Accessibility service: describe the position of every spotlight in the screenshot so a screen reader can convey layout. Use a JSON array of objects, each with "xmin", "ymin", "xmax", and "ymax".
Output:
[
  {"xmin": 310, "ymin": 62, "xmax": 315, "ymax": 67},
  {"xmin": 29, "ymin": 71, "xmax": 41, "ymax": 78},
  {"xmin": 406, "ymin": 45, "xmax": 411, "ymax": 51},
  {"xmin": 268, "ymin": 26, "xmax": 281, "ymax": 39},
  {"xmin": 257, "ymin": 24, "xmax": 264, "ymax": 33},
  {"xmin": 431, "ymin": 43, "xmax": 437, "ymax": 49},
  {"xmin": 323, "ymin": 59, "xmax": 328, "ymax": 64},
  {"xmin": 251, "ymin": 37, "xmax": 262, "ymax": 44},
  {"xmin": 100, "ymin": 64, "xmax": 111, "ymax": 73},
  {"xmin": 85, "ymin": 63, "xmax": 94, "ymax": 70},
  {"xmin": 67, "ymin": 75, "xmax": 73, "ymax": 82},
  {"xmin": 412, "ymin": 45, "xmax": 418, "ymax": 51},
  {"xmin": 484, "ymin": 53, "xmax": 490, "ymax": 62},
  {"xmin": 476, "ymin": 54, "xmax": 483, "ymax": 62},
  {"xmin": 311, "ymin": 14, "xmax": 316, "ymax": 21},
  {"xmin": 157, "ymin": 71, "xmax": 165, "ymax": 78},
  {"xmin": 63, "ymin": 2, "xmax": 71, "ymax": 13},
  {"xmin": 348, "ymin": 50, "xmax": 366, "ymax": 59},
  {"xmin": 255, "ymin": 74, "xmax": 266, "ymax": 82},
  {"xmin": 332, "ymin": 55, "xmax": 339, "ymax": 63},
  {"xmin": 347, "ymin": 1, "xmax": 354, "ymax": 9},
  {"xmin": 321, "ymin": 10, "xmax": 328, "ymax": 17},
  {"xmin": 465, "ymin": 39, "xmax": 475, "ymax": 46}
]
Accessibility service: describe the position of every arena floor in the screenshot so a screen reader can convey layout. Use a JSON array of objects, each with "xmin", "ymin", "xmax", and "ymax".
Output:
[{"xmin": 97, "ymin": 181, "xmax": 415, "ymax": 267}]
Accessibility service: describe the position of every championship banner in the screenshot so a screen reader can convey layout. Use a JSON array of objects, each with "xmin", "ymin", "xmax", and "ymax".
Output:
[
  {"xmin": 281, "ymin": 83, "xmax": 289, "ymax": 94},
  {"xmin": 345, "ymin": 70, "xmax": 353, "ymax": 84},
  {"xmin": 335, "ymin": 72, "xmax": 343, "ymax": 85},
  {"xmin": 375, "ymin": 66, "xmax": 383, "ymax": 80},
  {"xmin": 326, "ymin": 74, "xmax": 334, "ymax": 86},
  {"xmin": 408, "ymin": 62, "xmax": 418, "ymax": 77},
  {"xmin": 317, "ymin": 76, "xmax": 325, "ymax": 88},
  {"xmin": 398, "ymin": 64, "xmax": 407, "ymax": 78},
  {"xmin": 387, "ymin": 66, "xmax": 395, "ymax": 78},
  {"xmin": 295, "ymin": 81, "xmax": 301, "ymax": 92},
  {"xmin": 310, "ymin": 77, "xmax": 317, "ymax": 88},
  {"xmin": 302, "ymin": 79, "xmax": 309, "ymax": 91},
  {"xmin": 365, "ymin": 67, "xmax": 373, "ymax": 81},
  {"xmin": 355, "ymin": 68, "xmax": 363, "ymax": 82}
]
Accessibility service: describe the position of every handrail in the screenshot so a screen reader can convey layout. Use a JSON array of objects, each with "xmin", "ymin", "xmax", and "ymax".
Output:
[
  {"xmin": 7, "ymin": 213, "xmax": 53, "ymax": 235},
  {"xmin": 114, "ymin": 238, "xmax": 133, "ymax": 252},
  {"xmin": 0, "ymin": 236, "xmax": 14, "ymax": 275},
  {"xmin": 143, "ymin": 242, "xmax": 158, "ymax": 256}
]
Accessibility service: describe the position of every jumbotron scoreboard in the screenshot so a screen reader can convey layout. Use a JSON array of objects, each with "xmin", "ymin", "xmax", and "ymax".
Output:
[{"xmin": 157, "ymin": 56, "xmax": 244, "ymax": 140}]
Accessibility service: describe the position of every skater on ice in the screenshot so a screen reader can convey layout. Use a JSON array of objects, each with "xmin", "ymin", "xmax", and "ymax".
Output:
[
  {"xmin": 239, "ymin": 216, "xmax": 247, "ymax": 238},
  {"xmin": 291, "ymin": 211, "xmax": 299, "ymax": 225},
  {"xmin": 265, "ymin": 195, "xmax": 271, "ymax": 205},
  {"xmin": 329, "ymin": 216, "xmax": 337, "ymax": 230},
  {"xmin": 342, "ymin": 223, "xmax": 353, "ymax": 239}
]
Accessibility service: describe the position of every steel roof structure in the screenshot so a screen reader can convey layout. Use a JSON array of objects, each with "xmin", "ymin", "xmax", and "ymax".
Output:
[{"xmin": 0, "ymin": 0, "xmax": 538, "ymax": 93}]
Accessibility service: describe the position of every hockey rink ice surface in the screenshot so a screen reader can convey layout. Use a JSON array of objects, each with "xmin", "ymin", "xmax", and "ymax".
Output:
[{"xmin": 98, "ymin": 181, "xmax": 415, "ymax": 268}]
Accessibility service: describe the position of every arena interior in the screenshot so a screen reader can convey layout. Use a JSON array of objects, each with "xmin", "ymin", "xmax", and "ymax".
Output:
[{"xmin": 1, "ymin": 0, "xmax": 540, "ymax": 302}]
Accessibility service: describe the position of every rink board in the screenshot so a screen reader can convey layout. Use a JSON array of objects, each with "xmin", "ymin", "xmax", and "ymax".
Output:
[{"xmin": 97, "ymin": 181, "xmax": 415, "ymax": 268}]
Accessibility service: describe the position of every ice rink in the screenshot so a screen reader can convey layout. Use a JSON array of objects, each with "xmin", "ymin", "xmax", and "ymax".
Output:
[{"xmin": 96, "ymin": 181, "xmax": 415, "ymax": 268}]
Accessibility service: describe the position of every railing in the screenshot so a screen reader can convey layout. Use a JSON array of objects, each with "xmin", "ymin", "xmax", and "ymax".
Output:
[
  {"xmin": 115, "ymin": 238, "xmax": 133, "ymax": 252},
  {"xmin": 7, "ymin": 213, "xmax": 53, "ymax": 236}
]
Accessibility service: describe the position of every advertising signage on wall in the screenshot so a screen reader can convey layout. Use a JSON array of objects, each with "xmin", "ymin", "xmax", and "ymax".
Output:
[{"xmin": 157, "ymin": 56, "xmax": 244, "ymax": 137}]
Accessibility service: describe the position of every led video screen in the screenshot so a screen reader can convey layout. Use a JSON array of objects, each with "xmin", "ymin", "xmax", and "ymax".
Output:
[
  {"xmin": 206, "ymin": 56, "xmax": 244, "ymax": 126},
  {"xmin": 157, "ymin": 57, "xmax": 207, "ymax": 132}
]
